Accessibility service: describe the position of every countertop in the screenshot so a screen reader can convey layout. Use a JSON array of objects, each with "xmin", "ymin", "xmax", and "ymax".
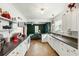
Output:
[
  {"xmin": 0, "ymin": 39, "xmax": 24, "ymax": 56},
  {"xmin": 0, "ymin": 34, "xmax": 32, "ymax": 56},
  {"xmin": 49, "ymin": 33, "xmax": 78, "ymax": 49}
]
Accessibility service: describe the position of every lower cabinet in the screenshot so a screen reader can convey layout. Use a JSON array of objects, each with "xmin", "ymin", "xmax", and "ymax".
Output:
[
  {"xmin": 42, "ymin": 34, "xmax": 49, "ymax": 42},
  {"xmin": 59, "ymin": 42, "xmax": 78, "ymax": 56},
  {"xmin": 7, "ymin": 37, "xmax": 31, "ymax": 56},
  {"xmin": 47, "ymin": 35, "xmax": 78, "ymax": 56}
]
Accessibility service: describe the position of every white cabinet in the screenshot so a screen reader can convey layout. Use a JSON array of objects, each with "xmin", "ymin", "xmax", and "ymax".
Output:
[
  {"xmin": 7, "ymin": 35, "xmax": 31, "ymax": 56},
  {"xmin": 42, "ymin": 34, "xmax": 49, "ymax": 42},
  {"xmin": 62, "ymin": 11, "xmax": 72, "ymax": 32},
  {"xmin": 76, "ymin": 9, "xmax": 79, "ymax": 31},
  {"xmin": 47, "ymin": 35, "xmax": 61, "ymax": 55},
  {"xmin": 62, "ymin": 9, "xmax": 78, "ymax": 32},
  {"xmin": 47, "ymin": 36, "xmax": 53, "ymax": 48},
  {"xmin": 47, "ymin": 35, "xmax": 78, "ymax": 56},
  {"xmin": 62, "ymin": 13, "xmax": 68, "ymax": 33},
  {"xmin": 59, "ymin": 42, "xmax": 78, "ymax": 56},
  {"xmin": 71, "ymin": 9, "xmax": 77, "ymax": 31}
]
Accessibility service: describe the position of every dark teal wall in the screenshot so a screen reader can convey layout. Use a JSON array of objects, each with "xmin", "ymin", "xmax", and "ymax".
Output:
[
  {"xmin": 27, "ymin": 24, "xmax": 35, "ymax": 36},
  {"xmin": 27, "ymin": 22, "xmax": 51, "ymax": 36}
]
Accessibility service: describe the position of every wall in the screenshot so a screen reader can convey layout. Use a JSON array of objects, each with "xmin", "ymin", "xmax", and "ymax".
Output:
[{"xmin": 26, "ymin": 19, "xmax": 51, "ymax": 23}]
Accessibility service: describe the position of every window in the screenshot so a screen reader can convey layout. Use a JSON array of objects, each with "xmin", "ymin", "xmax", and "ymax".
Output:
[{"xmin": 35, "ymin": 26, "xmax": 39, "ymax": 33}]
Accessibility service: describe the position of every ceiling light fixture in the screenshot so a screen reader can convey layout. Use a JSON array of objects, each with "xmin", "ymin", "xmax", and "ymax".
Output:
[
  {"xmin": 40, "ymin": 8, "xmax": 45, "ymax": 14},
  {"xmin": 41, "ymin": 8, "xmax": 44, "ymax": 11}
]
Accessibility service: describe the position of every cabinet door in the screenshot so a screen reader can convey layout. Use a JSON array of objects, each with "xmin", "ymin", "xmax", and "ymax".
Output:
[
  {"xmin": 62, "ymin": 13, "xmax": 71, "ymax": 33},
  {"xmin": 76, "ymin": 9, "xmax": 79, "ymax": 31},
  {"xmin": 62, "ymin": 10, "xmax": 77, "ymax": 32},
  {"xmin": 48, "ymin": 36, "xmax": 61, "ymax": 55},
  {"xmin": 47, "ymin": 36, "xmax": 53, "ymax": 46},
  {"xmin": 71, "ymin": 10, "xmax": 77, "ymax": 31},
  {"xmin": 47, "ymin": 36, "xmax": 55, "ymax": 49},
  {"xmin": 62, "ymin": 14, "xmax": 67, "ymax": 32},
  {"xmin": 42, "ymin": 34, "xmax": 48, "ymax": 42},
  {"xmin": 67, "ymin": 12, "xmax": 72, "ymax": 31}
]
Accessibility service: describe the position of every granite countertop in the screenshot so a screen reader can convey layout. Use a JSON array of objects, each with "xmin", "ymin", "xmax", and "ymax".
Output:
[
  {"xmin": 0, "ymin": 39, "xmax": 24, "ymax": 56},
  {"xmin": 49, "ymin": 33, "xmax": 78, "ymax": 49}
]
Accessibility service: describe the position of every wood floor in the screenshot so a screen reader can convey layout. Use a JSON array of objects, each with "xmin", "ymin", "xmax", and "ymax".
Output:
[{"xmin": 25, "ymin": 39, "xmax": 59, "ymax": 56}]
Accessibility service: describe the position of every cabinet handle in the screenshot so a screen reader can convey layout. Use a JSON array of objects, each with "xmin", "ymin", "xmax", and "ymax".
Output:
[
  {"xmin": 16, "ymin": 52, "xmax": 19, "ymax": 54},
  {"xmin": 72, "ymin": 50, "xmax": 75, "ymax": 52},
  {"xmin": 12, "ymin": 52, "xmax": 15, "ymax": 54},
  {"xmin": 73, "ymin": 50, "xmax": 75, "ymax": 52},
  {"xmin": 67, "ymin": 50, "xmax": 70, "ymax": 52},
  {"xmin": 61, "ymin": 43, "xmax": 63, "ymax": 46}
]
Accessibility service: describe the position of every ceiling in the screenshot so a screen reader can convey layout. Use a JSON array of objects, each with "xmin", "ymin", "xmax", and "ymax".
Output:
[{"xmin": 13, "ymin": 3, "xmax": 67, "ymax": 19}]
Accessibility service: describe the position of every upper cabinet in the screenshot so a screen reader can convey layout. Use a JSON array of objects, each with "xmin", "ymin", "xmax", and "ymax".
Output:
[
  {"xmin": 71, "ymin": 9, "xmax": 77, "ymax": 31},
  {"xmin": 51, "ymin": 13, "xmax": 62, "ymax": 33},
  {"xmin": 51, "ymin": 3, "xmax": 78, "ymax": 38},
  {"xmin": 62, "ymin": 8, "xmax": 78, "ymax": 32}
]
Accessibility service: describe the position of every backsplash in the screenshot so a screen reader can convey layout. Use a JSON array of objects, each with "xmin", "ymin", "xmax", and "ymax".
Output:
[
  {"xmin": 68, "ymin": 31, "xmax": 78, "ymax": 38},
  {"xmin": 52, "ymin": 31, "xmax": 78, "ymax": 39}
]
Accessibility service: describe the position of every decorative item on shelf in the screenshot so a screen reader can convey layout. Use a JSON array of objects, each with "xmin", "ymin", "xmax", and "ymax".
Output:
[
  {"xmin": 12, "ymin": 17, "xmax": 17, "ymax": 22},
  {"xmin": 3, "ymin": 25, "xmax": 11, "ymax": 29},
  {"xmin": 17, "ymin": 17, "xmax": 22, "ymax": 20},
  {"xmin": 68, "ymin": 3, "xmax": 76, "ymax": 11},
  {"xmin": 1, "ymin": 11, "xmax": 11, "ymax": 19}
]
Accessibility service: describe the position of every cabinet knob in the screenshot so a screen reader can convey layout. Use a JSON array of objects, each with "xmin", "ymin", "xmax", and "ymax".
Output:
[
  {"xmin": 72, "ymin": 50, "xmax": 75, "ymax": 52},
  {"xmin": 61, "ymin": 43, "xmax": 63, "ymax": 45},
  {"xmin": 16, "ymin": 52, "xmax": 19, "ymax": 54},
  {"xmin": 67, "ymin": 50, "xmax": 70, "ymax": 52},
  {"xmin": 73, "ymin": 50, "xmax": 75, "ymax": 52},
  {"xmin": 12, "ymin": 52, "xmax": 15, "ymax": 54}
]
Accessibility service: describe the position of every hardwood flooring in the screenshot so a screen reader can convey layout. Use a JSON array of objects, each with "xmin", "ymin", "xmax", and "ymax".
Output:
[{"xmin": 25, "ymin": 39, "xmax": 59, "ymax": 56}]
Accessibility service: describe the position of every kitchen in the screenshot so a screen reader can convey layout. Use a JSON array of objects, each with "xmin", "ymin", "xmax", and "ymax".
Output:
[{"xmin": 0, "ymin": 3, "xmax": 79, "ymax": 56}]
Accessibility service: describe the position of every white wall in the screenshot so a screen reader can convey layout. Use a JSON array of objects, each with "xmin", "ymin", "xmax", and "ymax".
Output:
[{"xmin": 26, "ymin": 19, "xmax": 51, "ymax": 23}]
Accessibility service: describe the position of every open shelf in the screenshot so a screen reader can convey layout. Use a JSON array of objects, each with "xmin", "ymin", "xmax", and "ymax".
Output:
[
  {"xmin": 0, "ymin": 16, "xmax": 17, "ymax": 23},
  {"xmin": 0, "ymin": 16, "xmax": 12, "ymax": 22}
]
